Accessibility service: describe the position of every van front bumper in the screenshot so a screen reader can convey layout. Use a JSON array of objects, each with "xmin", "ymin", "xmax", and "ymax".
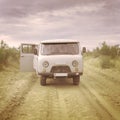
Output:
[{"xmin": 38, "ymin": 72, "xmax": 83, "ymax": 78}]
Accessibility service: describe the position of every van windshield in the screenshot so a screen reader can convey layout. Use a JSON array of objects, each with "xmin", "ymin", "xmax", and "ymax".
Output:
[{"xmin": 41, "ymin": 43, "xmax": 79, "ymax": 55}]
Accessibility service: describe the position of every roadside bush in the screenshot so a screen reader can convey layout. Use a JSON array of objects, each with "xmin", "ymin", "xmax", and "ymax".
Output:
[
  {"xmin": 110, "ymin": 46, "xmax": 118, "ymax": 58},
  {"xmin": 0, "ymin": 49, "xmax": 9, "ymax": 65},
  {"xmin": 100, "ymin": 42, "xmax": 111, "ymax": 56},
  {"xmin": 0, "ymin": 40, "xmax": 19, "ymax": 70},
  {"xmin": 92, "ymin": 41, "xmax": 119, "ymax": 69},
  {"xmin": 0, "ymin": 41, "xmax": 8, "ymax": 70},
  {"xmin": 115, "ymin": 57, "xmax": 120, "ymax": 70},
  {"xmin": 93, "ymin": 42, "xmax": 119, "ymax": 58},
  {"xmin": 93, "ymin": 47, "xmax": 100, "ymax": 58},
  {"xmin": 9, "ymin": 47, "xmax": 20, "ymax": 62},
  {"xmin": 100, "ymin": 56, "xmax": 115, "ymax": 69}
]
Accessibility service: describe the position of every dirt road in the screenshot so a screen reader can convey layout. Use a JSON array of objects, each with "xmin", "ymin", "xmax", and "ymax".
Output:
[{"xmin": 0, "ymin": 59, "xmax": 120, "ymax": 120}]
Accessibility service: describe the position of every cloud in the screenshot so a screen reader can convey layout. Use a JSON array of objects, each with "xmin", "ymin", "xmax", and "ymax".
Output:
[
  {"xmin": 0, "ymin": 0, "xmax": 120, "ymax": 50},
  {"xmin": 0, "ymin": 0, "xmax": 104, "ymax": 18}
]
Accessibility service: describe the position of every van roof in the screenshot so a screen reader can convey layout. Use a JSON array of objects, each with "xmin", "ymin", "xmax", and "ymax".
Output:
[{"xmin": 41, "ymin": 39, "xmax": 79, "ymax": 44}]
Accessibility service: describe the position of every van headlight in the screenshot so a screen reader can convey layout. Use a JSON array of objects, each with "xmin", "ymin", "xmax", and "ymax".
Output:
[
  {"xmin": 72, "ymin": 60, "xmax": 78, "ymax": 67},
  {"xmin": 43, "ymin": 61, "xmax": 49, "ymax": 68}
]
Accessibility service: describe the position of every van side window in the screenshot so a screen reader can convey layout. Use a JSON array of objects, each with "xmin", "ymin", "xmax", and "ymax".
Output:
[{"xmin": 22, "ymin": 44, "xmax": 36, "ymax": 54}]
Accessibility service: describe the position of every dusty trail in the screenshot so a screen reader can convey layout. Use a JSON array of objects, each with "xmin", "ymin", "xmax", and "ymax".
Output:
[
  {"xmin": 80, "ymin": 83, "xmax": 113, "ymax": 120},
  {"xmin": 0, "ymin": 64, "xmax": 120, "ymax": 120},
  {"xmin": 81, "ymin": 81, "xmax": 120, "ymax": 120},
  {"xmin": 0, "ymin": 73, "xmax": 37, "ymax": 120},
  {"xmin": 9, "ymin": 79, "xmax": 62, "ymax": 120},
  {"xmin": 84, "ymin": 63, "xmax": 120, "ymax": 112},
  {"xmin": 55, "ymin": 82, "xmax": 101, "ymax": 120},
  {"xmin": 1, "ymin": 77, "xmax": 118, "ymax": 120}
]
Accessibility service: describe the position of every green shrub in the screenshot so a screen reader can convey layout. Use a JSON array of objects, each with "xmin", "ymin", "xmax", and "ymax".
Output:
[
  {"xmin": 92, "ymin": 47, "xmax": 99, "ymax": 58},
  {"xmin": 100, "ymin": 42, "xmax": 111, "ymax": 56},
  {"xmin": 0, "ymin": 40, "xmax": 19, "ymax": 70},
  {"xmin": 110, "ymin": 46, "xmax": 118, "ymax": 58},
  {"xmin": 93, "ymin": 41, "xmax": 119, "ymax": 58},
  {"xmin": 100, "ymin": 56, "xmax": 115, "ymax": 69},
  {"xmin": 114, "ymin": 57, "xmax": 120, "ymax": 70}
]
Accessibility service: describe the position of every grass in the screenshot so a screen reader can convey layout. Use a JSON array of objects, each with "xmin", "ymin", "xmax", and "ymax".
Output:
[
  {"xmin": 100, "ymin": 56, "xmax": 115, "ymax": 69},
  {"xmin": 84, "ymin": 55, "xmax": 120, "ymax": 70}
]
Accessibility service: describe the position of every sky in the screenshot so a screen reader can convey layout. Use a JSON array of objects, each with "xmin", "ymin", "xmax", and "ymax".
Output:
[{"xmin": 0, "ymin": 0, "xmax": 120, "ymax": 50}]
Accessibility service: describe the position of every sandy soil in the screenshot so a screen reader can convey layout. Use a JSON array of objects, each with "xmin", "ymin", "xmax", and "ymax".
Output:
[{"xmin": 0, "ymin": 59, "xmax": 120, "ymax": 120}]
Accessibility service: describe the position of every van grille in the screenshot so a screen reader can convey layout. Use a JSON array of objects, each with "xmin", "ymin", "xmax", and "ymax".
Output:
[{"xmin": 51, "ymin": 66, "xmax": 71, "ymax": 73}]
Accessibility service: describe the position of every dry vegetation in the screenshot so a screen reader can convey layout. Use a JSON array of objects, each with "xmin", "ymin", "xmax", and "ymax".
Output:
[
  {"xmin": 0, "ymin": 40, "xmax": 19, "ymax": 70},
  {"xmin": 0, "ymin": 41, "xmax": 120, "ymax": 120},
  {"xmin": 87, "ymin": 41, "xmax": 120, "ymax": 69}
]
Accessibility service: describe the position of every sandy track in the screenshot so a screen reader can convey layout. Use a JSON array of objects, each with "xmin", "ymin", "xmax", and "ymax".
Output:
[
  {"xmin": 84, "ymin": 64, "xmax": 120, "ymax": 112},
  {"xmin": 81, "ymin": 81, "xmax": 120, "ymax": 120},
  {"xmin": 0, "ymin": 72, "xmax": 36, "ymax": 120},
  {"xmin": 0, "ymin": 71, "xmax": 120, "ymax": 120}
]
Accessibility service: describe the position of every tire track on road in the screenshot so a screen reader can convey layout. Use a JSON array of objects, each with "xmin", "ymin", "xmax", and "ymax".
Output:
[
  {"xmin": 85, "ymin": 64, "xmax": 120, "ymax": 84},
  {"xmin": 0, "ymin": 73, "xmax": 37, "ymax": 120},
  {"xmin": 43, "ymin": 86, "xmax": 62, "ymax": 120},
  {"xmin": 84, "ymin": 67, "xmax": 120, "ymax": 111},
  {"xmin": 10, "ymin": 80, "xmax": 63, "ymax": 120},
  {"xmin": 80, "ymin": 83, "xmax": 113, "ymax": 120},
  {"xmin": 56, "ymin": 84, "xmax": 100, "ymax": 120},
  {"xmin": 56, "ymin": 86, "xmax": 69, "ymax": 120},
  {"xmin": 81, "ymin": 80, "xmax": 120, "ymax": 120}
]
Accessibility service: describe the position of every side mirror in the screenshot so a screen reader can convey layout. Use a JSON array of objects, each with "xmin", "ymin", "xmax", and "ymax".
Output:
[
  {"xmin": 34, "ymin": 48, "xmax": 38, "ymax": 55},
  {"xmin": 82, "ymin": 47, "xmax": 86, "ymax": 53}
]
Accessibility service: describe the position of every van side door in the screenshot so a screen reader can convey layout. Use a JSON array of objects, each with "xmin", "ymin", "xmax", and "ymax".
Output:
[
  {"xmin": 33, "ymin": 46, "xmax": 39, "ymax": 71},
  {"xmin": 20, "ymin": 44, "xmax": 37, "ymax": 72}
]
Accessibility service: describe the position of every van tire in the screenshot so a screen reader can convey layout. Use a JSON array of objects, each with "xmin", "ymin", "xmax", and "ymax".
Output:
[
  {"xmin": 73, "ymin": 76, "xmax": 80, "ymax": 85},
  {"xmin": 41, "ymin": 76, "xmax": 46, "ymax": 86}
]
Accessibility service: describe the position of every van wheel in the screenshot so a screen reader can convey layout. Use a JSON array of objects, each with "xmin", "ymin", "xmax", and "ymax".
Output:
[
  {"xmin": 40, "ymin": 76, "xmax": 46, "ymax": 86},
  {"xmin": 73, "ymin": 76, "xmax": 80, "ymax": 85}
]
